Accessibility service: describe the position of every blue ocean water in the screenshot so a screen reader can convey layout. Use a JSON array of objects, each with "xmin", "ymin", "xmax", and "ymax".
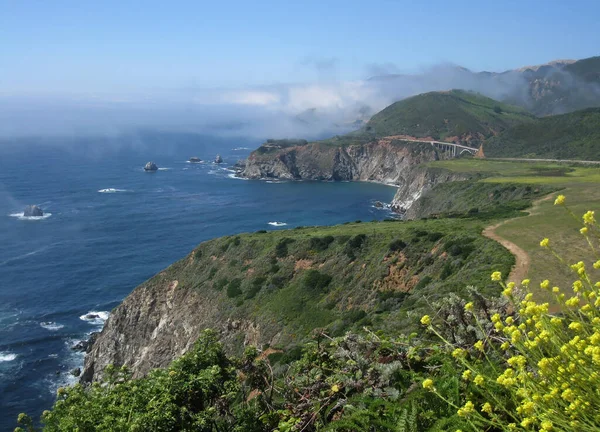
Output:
[{"xmin": 0, "ymin": 132, "xmax": 396, "ymax": 430}]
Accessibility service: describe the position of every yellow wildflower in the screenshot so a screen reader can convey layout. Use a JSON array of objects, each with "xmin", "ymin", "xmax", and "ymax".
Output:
[
  {"xmin": 452, "ymin": 348, "xmax": 466, "ymax": 359},
  {"xmin": 540, "ymin": 238, "xmax": 550, "ymax": 248},
  {"xmin": 421, "ymin": 379, "xmax": 433, "ymax": 390},
  {"xmin": 464, "ymin": 302, "xmax": 474, "ymax": 312},
  {"xmin": 462, "ymin": 370, "xmax": 472, "ymax": 381},
  {"xmin": 481, "ymin": 402, "xmax": 493, "ymax": 414},
  {"xmin": 580, "ymin": 226, "xmax": 588, "ymax": 235},
  {"xmin": 331, "ymin": 384, "xmax": 340, "ymax": 393},
  {"xmin": 522, "ymin": 279, "xmax": 530, "ymax": 287},
  {"xmin": 540, "ymin": 280, "xmax": 550, "ymax": 290},
  {"xmin": 457, "ymin": 401, "xmax": 475, "ymax": 417},
  {"xmin": 491, "ymin": 271, "xmax": 502, "ymax": 282},
  {"xmin": 474, "ymin": 340, "xmax": 484, "ymax": 352},
  {"xmin": 420, "ymin": 315, "xmax": 431, "ymax": 326},
  {"xmin": 583, "ymin": 210, "xmax": 595, "ymax": 225},
  {"xmin": 474, "ymin": 374, "xmax": 484, "ymax": 386},
  {"xmin": 554, "ymin": 195, "xmax": 565, "ymax": 205}
]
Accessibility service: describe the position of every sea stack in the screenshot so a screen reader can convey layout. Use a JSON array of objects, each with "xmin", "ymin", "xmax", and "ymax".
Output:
[
  {"xmin": 23, "ymin": 205, "xmax": 44, "ymax": 217},
  {"xmin": 189, "ymin": 157, "xmax": 202, "ymax": 163},
  {"xmin": 144, "ymin": 162, "xmax": 158, "ymax": 171},
  {"xmin": 214, "ymin": 154, "xmax": 223, "ymax": 164}
]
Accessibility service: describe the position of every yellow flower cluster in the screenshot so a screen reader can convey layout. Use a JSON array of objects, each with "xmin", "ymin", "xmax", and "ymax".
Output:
[{"xmin": 422, "ymin": 198, "xmax": 600, "ymax": 431}]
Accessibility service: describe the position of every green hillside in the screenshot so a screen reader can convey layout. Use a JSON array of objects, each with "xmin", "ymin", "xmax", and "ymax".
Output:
[
  {"xmin": 151, "ymin": 218, "xmax": 512, "ymax": 348},
  {"xmin": 364, "ymin": 90, "xmax": 535, "ymax": 145},
  {"xmin": 485, "ymin": 107, "xmax": 600, "ymax": 160}
]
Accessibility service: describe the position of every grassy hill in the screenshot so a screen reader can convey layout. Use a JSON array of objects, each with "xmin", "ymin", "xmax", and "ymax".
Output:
[
  {"xmin": 484, "ymin": 107, "xmax": 600, "ymax": 160},
  {"xmin": 171, "ymin": 218, "xmax": 513, "ymax": 345},
  {"xmin": 363, "ymin": 90, "xmax": 535, "ymax": 145}
]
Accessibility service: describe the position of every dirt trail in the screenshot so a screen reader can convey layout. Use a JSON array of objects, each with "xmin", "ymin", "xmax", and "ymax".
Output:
[{"xmin": 482, "ymin": 194, "xmax": 555, "ymax": 283}]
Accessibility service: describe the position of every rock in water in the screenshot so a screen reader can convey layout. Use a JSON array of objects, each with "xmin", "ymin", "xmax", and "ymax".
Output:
[
  {"xmin": 188, "ymin": 157, "xmax": 202, "ymax": 163},
  {"xmin": 144, "ymin": 162, "xmax": 158, "ymax": 171},
  {"xmin": 70, "ymin": 367, "xmax": 81, "ymax": 377},
  {"xmin": 23, "ymin": 205, "xmax": 43, "ymax": 217},
  {"xmin": 214, "ymin": 154, "xmax": 223, "ymax": 164},
  {"xmin": 374, "ymin": 201, "xmax": 384, "ymax": 208}
]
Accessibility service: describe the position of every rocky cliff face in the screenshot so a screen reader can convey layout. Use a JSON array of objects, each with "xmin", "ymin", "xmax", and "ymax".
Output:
[
  {"xmin": 241, "ymin": 139, "xmax": 465, "ymax": 219},
  {"xmin": 241, "ymin": 139, "xmax": 442, "ymax": 184},
  {"xmin": 391, "ymin": 168, "xmax": 471, "ymax": 218},
  {"xmin": 82, "ymin": 271, "xmax": 272, "ymax": 382}
]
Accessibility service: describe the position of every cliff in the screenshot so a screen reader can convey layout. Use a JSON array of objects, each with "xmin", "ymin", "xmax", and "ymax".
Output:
[
  {"xmin": 81, "ymin": 219, "xmax": 513, "ymax": 382},
  {"xmin": 240, "ymin": 138, "xmax": 473, "ymax": 218},
  {"xmin": 240, "ymin": 138, "xmax": 443, "ymax": 183}
]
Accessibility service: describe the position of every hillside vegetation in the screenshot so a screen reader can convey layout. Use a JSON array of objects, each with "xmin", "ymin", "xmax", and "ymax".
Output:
[
  {"xmin": 24, "ymin": 198, "xmax": 600, "ymax": 431},
  {"xmin": 166, "ymin": 218, "xmax": 513, "ymax": 346},
  {"xmin": 485, "ymin": 107, "xmax": 600, "ymax": 160},
  {"xmin": 364, "ymin": 90, "xmax": 535, "ymax": 145}
]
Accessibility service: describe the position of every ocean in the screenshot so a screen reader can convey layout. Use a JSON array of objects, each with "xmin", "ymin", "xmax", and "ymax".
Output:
[{"xmin": 0, "ymin": 132, "xmax": 397, "ymax": 430}]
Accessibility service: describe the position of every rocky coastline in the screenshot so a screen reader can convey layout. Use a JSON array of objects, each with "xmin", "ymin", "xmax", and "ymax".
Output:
[{"xmin": 236, "ymin": 138, "xmax": 469, "ymax": 217}]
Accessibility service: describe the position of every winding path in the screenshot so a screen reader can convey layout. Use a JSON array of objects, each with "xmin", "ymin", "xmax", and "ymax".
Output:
[{"xmin": 482, "ymin": 194, "xmax": 555, "ymax": 283}]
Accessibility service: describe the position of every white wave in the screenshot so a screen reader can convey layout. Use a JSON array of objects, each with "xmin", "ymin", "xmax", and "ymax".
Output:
[
  {"xmin": 268, "ymin": 221, "xmax": 288, "ymax": 227},
  {"xmin": 0, "ymin": 352, "xmax": 17, "ymax": 362},
  {"xmin": 48, "ymin": 354, "xmax": 58, "ymax": 358},
  {"xmin": 98, "ymin": 188, "xmax": 128, "ymax": 193},
  {"xmin": 157, "ymin": 167, "xmax": 170, "ymax": 171},
  {"xmin": 232, "ymin": 147, "xmax": 251, "ymax": 150},
  {"xmin": 79, "ymin": 311, "xmax": 110, "ymax": 326},
  {"xmin": 9, "ymin": 212, "xmax": 52, "ymax": 221},
  {"xmin": 227, "ymin": 173, "xmax": 249, "ymax": 180},
  {"xmin": 40, "ymin": 322, "xmax": 65, "ymax": 331}
]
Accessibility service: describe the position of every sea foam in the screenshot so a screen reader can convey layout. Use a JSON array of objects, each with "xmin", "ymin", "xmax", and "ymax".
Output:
[
  {"xmin": 268, "ymin": 222, "xmax": 287, "ymax": 227},
  {"xmin": 0, "ymin": 352, "xmax": 17, "ymax": 362},
  {"xmin": 40, "ymin": 322, "xmax": 65, "ymax": 331},
  {"xmin": 9, "ymin": 212, "xmax": 52, "ymax": 221},
  {"xmin": 98, "ymin": 188, "xmax": 128, "ymax": 193},
  {"xmin": 79, "ymin": 311, "xmax": 110, "ymax": 326}
]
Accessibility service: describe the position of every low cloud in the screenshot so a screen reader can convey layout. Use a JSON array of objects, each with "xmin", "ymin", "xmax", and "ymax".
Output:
[{"xmin": 1, "ymin": 61, "xmax": 598, "ymax": 143}]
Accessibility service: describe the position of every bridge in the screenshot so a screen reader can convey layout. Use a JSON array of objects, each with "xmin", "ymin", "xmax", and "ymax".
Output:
[
  {"xmin": 429, "ymin": 140, "xmax": 479, "ymax": 157},
  {"xmin": 381, "ymin": 135, "xmax": 479, "ymax": 157}
]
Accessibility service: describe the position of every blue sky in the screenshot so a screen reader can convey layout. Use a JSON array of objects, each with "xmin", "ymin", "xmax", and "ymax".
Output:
[{"xmin": 1, "ymin": 0, "xmax": 599, "ymax": 95}]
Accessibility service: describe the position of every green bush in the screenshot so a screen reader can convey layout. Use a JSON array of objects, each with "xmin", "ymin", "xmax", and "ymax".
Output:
[
  {"xmin": 275, "ymin": 238, "xmax": 295, "ymax": 258},
  {"xmin": 227, "ymin": 278, "xmax": 242, "ymax": 298},
  {"xmin": 309, "ymin": 236, "xmax": 335, "ymax": 251},
  {"xmin": 388, "ymin": 239, "xmax": 407, "ymax": 252},
  {"xmin": 302, "ymin": 269, "xmax": 333, "ymax": 291}
]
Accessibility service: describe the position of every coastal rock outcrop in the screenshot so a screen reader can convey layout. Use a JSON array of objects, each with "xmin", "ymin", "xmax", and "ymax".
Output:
[
  {"xmin": 241, "ymin": 139, "xmax": 445, "ymax": 184},
  {"xmin": 240, "ymin": 138, "xmax": 467, "ymax": 216},
  {"xmin": 189, "ymin": 157, "xmax": 202, "ymax": 163},
  {"xmin": 144, "ymin": 162, "xmax": 158, "ymax": 171},
  {"xmin": 214, "ymin": 154, "xmax": 223, "ymax": 164},
  {"xmin": 81, "ymin": 278, "xmax": 275, "ymax": 382},
  {"xmin": 390, "ymin": 168, "xmax": 471, "ymax": 217},
  {"xmin": 23, "ymin": 205, "xmax": 43, "ymax": 217}
]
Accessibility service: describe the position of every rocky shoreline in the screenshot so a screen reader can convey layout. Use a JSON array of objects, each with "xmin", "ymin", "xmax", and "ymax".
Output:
[{"xmin": 233, "ymin": 139, "xmax": 469, "ymax": 217}]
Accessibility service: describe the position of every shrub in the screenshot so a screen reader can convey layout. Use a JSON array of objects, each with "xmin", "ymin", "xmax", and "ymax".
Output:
[
  {"xmin": 309, "ymin": 236, "xmax": 335, "ymax": 252},
  {"xmin": 388, "ymin": 239, "xmax": 407, "ymax": 252},
  {"xmin": 226, "ymin": 278, "xmax": 242, "ymax": 298},
  {"xmin": 302, "ymin": 269, "xmax": 332, "ymax": 291},
  {"xmin": 275, "ymin": 238, "xmax": 295, "ymax": 258},
  {"xmin": 421, "ymin": 195, "xmax": 600, "ymax": 431},
  {"xmin": 414, "ymin": 275, "xmax": 432, "ymax": 290},
  {"xmin": 345, "ymin": 234, "xmax": 367, "ymax": 259}
]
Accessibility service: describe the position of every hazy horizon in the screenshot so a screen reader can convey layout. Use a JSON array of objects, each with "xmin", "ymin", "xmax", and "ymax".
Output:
[{"xmin": 2, "ymin": 0, "xmax": 600, "ymax": 138}]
